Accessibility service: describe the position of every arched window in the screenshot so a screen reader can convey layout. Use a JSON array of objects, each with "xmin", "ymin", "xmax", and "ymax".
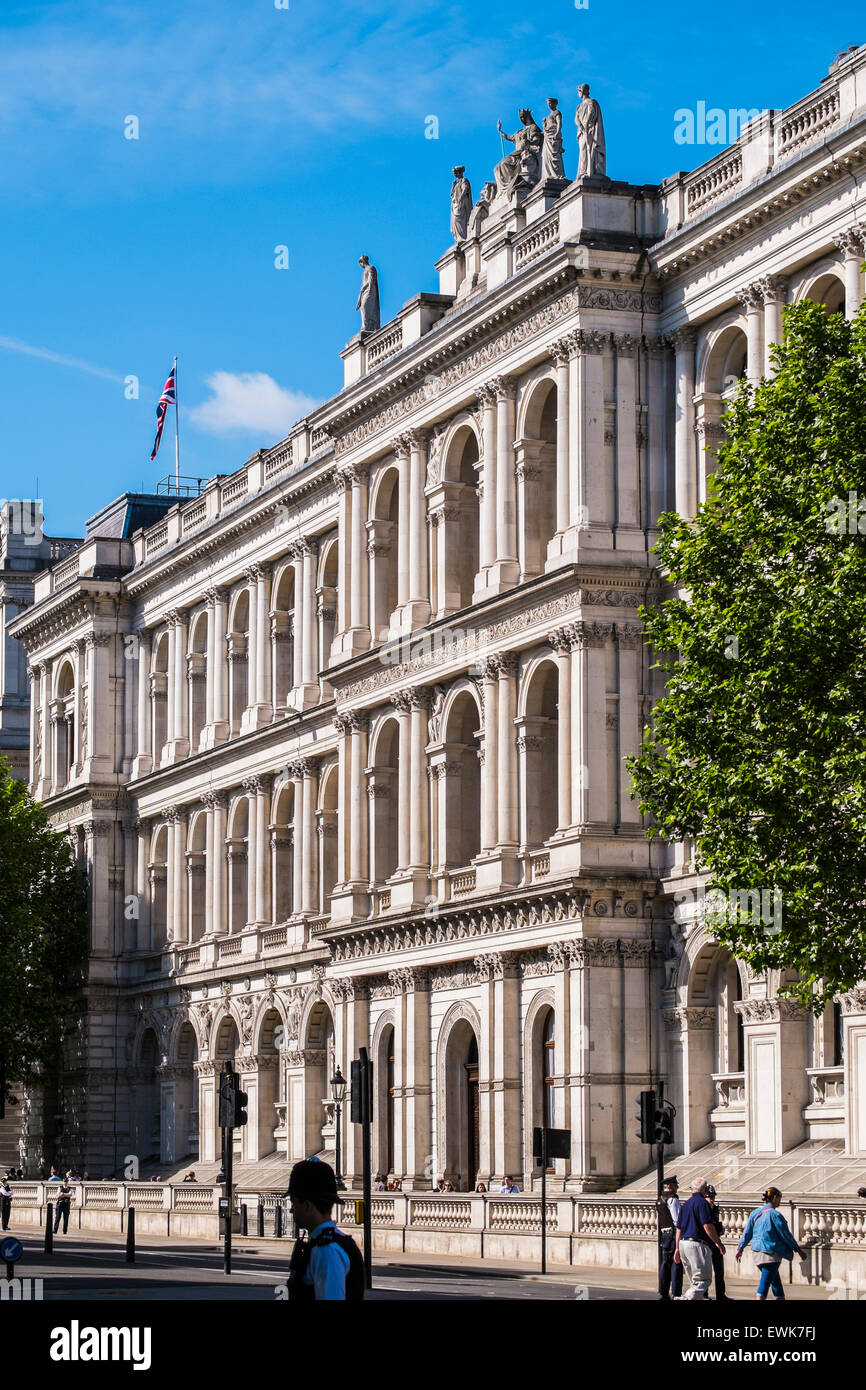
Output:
[
  {"xmin": 432, "ymin": 426, "xmax": 480, "ymax": 617},
  {"xmin": 519, "ymin": 659, "xmax": 559, "ymax": 846},
  {"xmin": 187, "ymin": 612, "xmax": 208, "ymax": 752},
  {"xmin": 442, "ymin": 692, "xmax": 481, "ymax": 867},
  {"xmin": 368, "ymin": 468, "xmax": 400, "ymax": 643},
  {"xmin": 228, "ymin": 591, "xmax": 249, "ymax": 735},
  {"xmin": 54, "ymin": 662, "xmax": 75, "ymax": 787},
  {"xmin": 369, "ymin": 719, "xmax": 400, "ymax": 881},
  {"xmin": 318, "ymin": 765, "xmax": 339, "ymax": 913},
  {"xmin": 187, "ymin": 812, "xmax": 207, "ymax": 943},
  {"xmin": 151, "ymin": 632, "xmax": 170, "ymax": 762},
  {"xmin": 227, "ymin": 798, "xmax": 249, "ymax": 934},
  {"xmin": 318, "ymin": 538, "xmax": 339, "ymax": 683},
  {"xmin": 149, "ymin": 825, "xmax": 169, "ymax": 950},
  {"xmin": 541, "ymin": 1008, "xmax": 555, "ymax": 1131},
  {"xmin": 803, "ymin": 273, "xmax": 846, "ymax": 316},
  {"xmin": 271, "ymin": 566, "xmax": 296, "ymax": 709},
  {"xmin": 516, "ymin": 379, "xmax": 557, "ymax": 578}
]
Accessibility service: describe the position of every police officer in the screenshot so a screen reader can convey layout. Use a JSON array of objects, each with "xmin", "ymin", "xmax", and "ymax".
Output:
[
  {"xmin": 658, "ymin": 1175, "xmax": 683, "ymax": 1300},
  {"xmin": 53, "ymin": 1178, "xmax": 73, "ymax": 1234},
  {"xmin": 0, "ymin": 1175, "xmax": 12, "ymax": 1230},
  {"xmin": 287, "ymin": 1158, "xmax": 364, "ymax": 1301}
]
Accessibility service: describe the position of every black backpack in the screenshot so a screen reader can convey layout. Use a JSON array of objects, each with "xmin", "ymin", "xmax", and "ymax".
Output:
[{"xmin": 289, "ymin": 1225, "xmax": 365, "ymax": 1301}]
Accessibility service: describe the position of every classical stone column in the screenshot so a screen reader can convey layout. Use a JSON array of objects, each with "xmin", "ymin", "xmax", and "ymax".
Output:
[
  {"xmin": 473, "ymin": 384, "xmax": 497, "ymax": 596},
  {"xmin": 211, "ymin": 793, "xmax": 227, "ymax": 936},
  {"xmin": 335, "ymin": 469, "xmax": 350, "ymax": 647},
  {"xmin": 202, "ymin": 795, "xmax": 215, "ymax": 937},
  {"xmin": 737, "ymin": 284, "xmax": 763, "ymax": 384},
  {"xmin": 839, "ymin": 986, "xmax": 866, "ymax": 1155},
  {"xmin": 405, "ymin": 431, "xmax": 431, "ymax": 628},
  {"xmin": 394, "ymin": 437, "xmax": 411, "ymax": 624},
  {"xmin": 408, "ymin": 688, "xmax": 430, "ymax": 872},
  {"xmin": 246, "ymin": 563, "xmax": 273, "ymax": 728},
  {"xmin": 348, "ymin": 713, "xmax": 369, "ymax": 884},
  {"xmin": 72, "ymin": 638, "xmax": 85, "ymax": 775},
  {"xmin": 301, "ymin": 539, "xmax": 318, "ymax": 704},
  {"xmin": 135, "ymin": 817, "xmax": 150, "ymax": 951},
  {"xmin": 573, "ymin": 329, "xmax": 609, "ymax": 544},
  {"xmin": 646, "ymin": 335, "xmax": 670, "ymax": 531},
  {"xmin": 672, "ymin": 326, "xmax": 697, "ymax": 520},
  {"xmin": 391, "ymin": 691, "xmax": 412, "ymax": 871},
  {"xmin": 494, "ymin": 652, "xmax": 518, "ymax": 851},
  {"xmin": 569, "ymin": 622, "xmax": 612, "ymax": 828},
  {"xmin": 301, "ymin": 761, "xmax": 317, "ymax": 914},
  {"xmin": 36, "ymin": 662, "xmax": 51, "ymax": 799},
  {"xmin": 389, "ymin": 967, "xmax": 432, "ymax": 1189},
  {"xmin": 205, "ymin": 587, "xmax": 229, "ymax": 745},
  {"xmin": 490, "ymin": 378, "xmax": 519, "ymax": 589},
  {"xmin": 27, "ymin": 665, "xmax": 40, "ymax": 791},
  {"xmin": 552, "ymin": 338, "xmax": 571, "ymax": 542},
  {"xmin": 480, "ymin": 659, "xmax": 499, "ymax": 853},
  {"xmin": 613, "ymin": 333, "xmax": 644, "ymax": 549},
  {"xmin": 344, "ymin": 465, "xmax": 371, "ymax": 652},
  {"xmin": 759, "ymin": 275, "xmax": 787, "ymax": 377},
  {"xmin": 477, "ymin": 952, "xmax": 521, "ymax": 1184},
  {"xmin": 290, "ymin": 764, "xmax": 305, "ymax": 914},
  {"xmin": 165, "ymin": 806, "xmax": 186, "ymax": 943},
  {"xmin": 548, "ymin": 628, "xmax": 573, "ymax": 832},
  {"xmin": 84, "ymin": 633, "xmax": 112, "ymax": 774},
  {"xmin": 133, "ymin": 631, "xmax": 153, "ymax": 777},
  {"xmin": 834, "ymin": 226, "xmax": 866, "ymax": 318},
  {"xmin": 242, "ymin": 777, "xmax": 260, "ymax": 928},
  {"xmin": 615, "ymin": 624, "xmax": 643, "ymax": 830},
  {"xmin": 255, "ymin": 777, "xmax": 269, "ymax": 925}
]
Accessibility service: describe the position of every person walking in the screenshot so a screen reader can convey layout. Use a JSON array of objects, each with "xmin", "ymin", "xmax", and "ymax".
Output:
[
  {"xmin": 657, "ymin": 1175, "xmax": 683, "ymax": 1300},
  {"xmin": 0, "ymin": 1176, "xmax": 12, "ymax": 1231},
  {"xmin": 53, "ymin": 1178, "xmax": 73, "ymax": 1235},
  {"xmin": 286, "ymin": 1158, "xmax": 364, "ymax": 1301},
  {"xmin": 735, "ymin": 1187, "xmax": 805, "ymax": 1300},
  {"xmin": 705, "ymin": 1185, "xmax": 729, "ymax": 1300},
  {"xmin": 674, "ymin": 1177, "xmax": 725, "ymax": 1299}
]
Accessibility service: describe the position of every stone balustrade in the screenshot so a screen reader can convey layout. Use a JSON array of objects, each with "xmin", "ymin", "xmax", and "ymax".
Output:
[{"xmin": 7, "ymin": 1185, "xmax": 865, "ymax": 1282}]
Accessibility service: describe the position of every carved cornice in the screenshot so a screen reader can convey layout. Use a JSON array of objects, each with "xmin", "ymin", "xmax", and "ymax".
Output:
[
  {"xmin": 662, "ymin": 1005, "xmax": 716, "ymax": 1031},
  {"xmin": 734, "ymin": 997, "xmax": 809, "ymax": 1023}
]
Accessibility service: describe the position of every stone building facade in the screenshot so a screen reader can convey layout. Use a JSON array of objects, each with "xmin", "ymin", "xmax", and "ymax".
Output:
[{"xmin": 9, "ymin": 48, "xmax": 866, "ymax": 1189}]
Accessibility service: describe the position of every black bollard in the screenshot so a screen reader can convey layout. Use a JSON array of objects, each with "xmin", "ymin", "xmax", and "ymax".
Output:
[
  {"xmin": 44, "ymin": 1202, "xmax": 53, "ymax": 1255},
  {"xmin": 241, "ymin": 1203, "xmax": 248, "ymax": 1237},
  {"xmin": 257, "ymin": 1201, "xmax": 264, "ymax": 1238},
  {"xmin": 274, "ymin": 1201, "xmax": 283, "ymax": 1239},
  {"xmin": 126, "ymin": 1205, "xmax": 135, "ymax": 1264}
]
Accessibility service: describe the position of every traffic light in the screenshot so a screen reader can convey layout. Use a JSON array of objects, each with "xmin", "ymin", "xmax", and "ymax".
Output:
[
  {"xmin": 636, "ymin": 1089, "xmax": 655, "ymax": 1144},
  {"xmin": 233, "ymin": 1085, "xmax": 248, "ymax": 1128},
  {"xmin": 218, "ymin": 1074, "xmax": 235, "ymax": 1130},
  {"xmin": 653, "ymin": 1104, "xmax": 674, "ymax": 1146}
]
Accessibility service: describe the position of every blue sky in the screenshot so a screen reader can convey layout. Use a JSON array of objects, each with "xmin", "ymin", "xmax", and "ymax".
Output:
[{"xmin": 1, "ymin": 0, "xmax": 862, "ymax": 537}]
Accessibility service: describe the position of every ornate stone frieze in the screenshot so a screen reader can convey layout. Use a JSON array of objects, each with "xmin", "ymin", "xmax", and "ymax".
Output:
[
  {"xmin": 735, "ymin": 997, "xmax": 809, "ymax": 1023},
  {"xmin": 332, "ymin": 280, "xmax": 660, "ymax": 459},
  {"xmin": 662, "ymin": 1005, "xmax": 716, "ymax": 1031},
  {"xmin": 838, "ymin": 986, "xmax": 866, "ymax": 1015}
]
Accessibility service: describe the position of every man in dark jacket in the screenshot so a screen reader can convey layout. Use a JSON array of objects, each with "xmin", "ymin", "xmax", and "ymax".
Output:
[{"xmin": 658, "ymin": 1175, "xmax": 683, "ymax": 1300}]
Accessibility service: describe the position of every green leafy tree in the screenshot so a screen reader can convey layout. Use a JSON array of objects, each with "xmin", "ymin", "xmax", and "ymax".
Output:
[
  {"xmin": 629, "ymin": 299, "xmax": 866, "ymax": 1010},
  {"xmin": 0, "ymin": 758, "xmax": 88, "ymax": 1104}
]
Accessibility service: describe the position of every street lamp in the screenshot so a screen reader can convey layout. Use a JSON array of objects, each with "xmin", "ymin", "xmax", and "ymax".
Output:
[{"xmin": 331, "ymin": 1066, "xmax": 347, "ymax": 1191}]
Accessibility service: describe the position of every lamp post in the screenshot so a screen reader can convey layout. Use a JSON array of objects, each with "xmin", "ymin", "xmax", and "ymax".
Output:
[{"xmin": 331, "ymin": 1066, "xmax": 347, "ymax": 1190}]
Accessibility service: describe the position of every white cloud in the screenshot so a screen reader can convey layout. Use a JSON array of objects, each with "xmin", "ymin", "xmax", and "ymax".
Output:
[{"xmin": 187, "ymin": 371, "xmax": 318, "ymax": 439}]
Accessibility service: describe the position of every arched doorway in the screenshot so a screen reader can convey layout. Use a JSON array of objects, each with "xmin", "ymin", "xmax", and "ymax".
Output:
[
  {"xmin": 303, "ymin": 1000, "xmax": 336, "ymax": 1159},
  {"xmin": 441, "ymin": 1015, "xmax": 480, "ymax": 1190},
  {"xmin": 173, "ymin": 1021, "xmax": 199, "ymax": 1161},
  {"xmin": 134, "ymin": 1027, "xmax": 160, "ymax": 1166}
]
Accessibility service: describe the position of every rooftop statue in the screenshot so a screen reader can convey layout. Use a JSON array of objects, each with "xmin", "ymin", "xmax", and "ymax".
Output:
[
  {"xmin": 541, "ymin": 97, "xmax": 566, "ymax": 181},
  {"xmin": 355, "ymin": 255, "xmax": 380, "ymax": 334},
  {"xmin": 467, "ymin": 181, "xmax": 496, "ymax": 238},
  {"xmin": 494, "ymin": 109, "xmax": 542, "ymax": 195},
  {"xmin": 450, "ymin": 166, "xmax": 473, "ymax": 243},
  {"xmin": 575, "ymin": 83, "xmax": 606, "ymax": 178}
]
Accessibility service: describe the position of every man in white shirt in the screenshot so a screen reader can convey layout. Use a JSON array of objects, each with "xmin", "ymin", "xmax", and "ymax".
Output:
[{"xmin": 499, "ymin": 1176, "xmax": 520, "ymax": 1194}]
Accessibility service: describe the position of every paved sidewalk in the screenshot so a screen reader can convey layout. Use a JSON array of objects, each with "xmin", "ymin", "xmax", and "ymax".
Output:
[{"xmin": 16, "ymin": 1223, "xmax": 832, "ymax": 1299}]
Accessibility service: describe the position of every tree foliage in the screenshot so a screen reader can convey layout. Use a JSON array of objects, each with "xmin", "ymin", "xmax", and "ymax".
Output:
[
  {"xmin": 629, "ymin": 300, "xmax": 866, "ymax": 1010},
  {"xmin": 0, "ymin": 758, "xmax": 88, "ymax": 1100}
]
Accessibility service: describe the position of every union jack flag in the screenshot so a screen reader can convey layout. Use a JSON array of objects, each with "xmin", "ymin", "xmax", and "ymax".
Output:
[{"xmin": 150, "ymin": 364, "xmax": 177, "ymax": 461}]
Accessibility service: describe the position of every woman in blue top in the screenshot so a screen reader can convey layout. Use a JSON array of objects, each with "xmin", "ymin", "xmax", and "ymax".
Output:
[{"xmin": 735, "ymin": 1187, "xmax": 806, "ymax": 1300}]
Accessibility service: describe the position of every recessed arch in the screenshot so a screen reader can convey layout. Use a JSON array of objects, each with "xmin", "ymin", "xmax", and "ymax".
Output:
[{"xmin": 436, "ymin": 1002, "xmax": 482, "ymax": 1191}]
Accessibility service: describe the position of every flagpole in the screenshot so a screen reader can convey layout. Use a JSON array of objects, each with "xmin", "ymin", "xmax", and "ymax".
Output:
[{"xmin": 173, "ymin": 355, "xmax": 180, "ymax": 490}]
